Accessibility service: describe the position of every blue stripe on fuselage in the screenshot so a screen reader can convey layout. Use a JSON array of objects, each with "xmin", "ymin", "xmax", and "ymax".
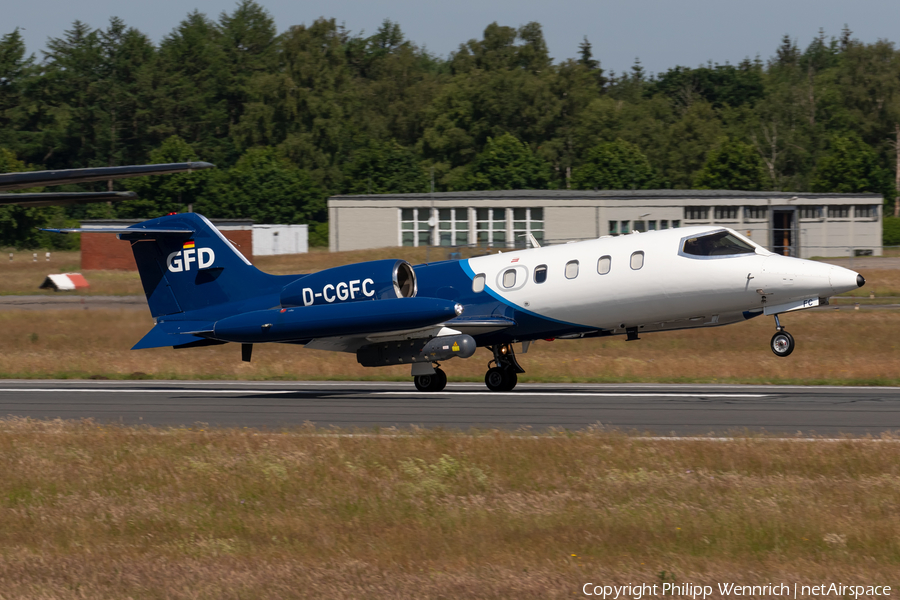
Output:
[{"xmin": 413, "ymin": 259, "xmax": 598, "ymax": 344}]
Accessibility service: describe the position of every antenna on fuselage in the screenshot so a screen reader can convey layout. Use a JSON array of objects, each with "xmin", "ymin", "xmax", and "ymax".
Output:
[{"xmin": 519, "ymin": 233, "xmax": 541, "ymax": 248}]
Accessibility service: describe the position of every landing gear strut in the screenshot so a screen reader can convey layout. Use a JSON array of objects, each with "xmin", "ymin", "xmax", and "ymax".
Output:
[
  {"xmin": 484, "ymin": 344, "xmax": 525, "ymax": 391},
  {"xmin": 414, "ymin": 366, "xmax": 447, "ymax": 392},
  {"xmin": 770, "ymin": 314, "xmax": 795, "ymax": 357}
]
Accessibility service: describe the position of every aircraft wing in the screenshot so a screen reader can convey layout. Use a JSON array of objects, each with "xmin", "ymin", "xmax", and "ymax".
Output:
[
  {"xmin": 302, "ymin": 316, "xmax": 517, "ymax": 353},
  {"xmin": 0, "ymin": 191, "xmax": 137, "ymax": 207},
  {"xmin": 0, "ymin": 162, "xmax": 214, "ymax": 192}
]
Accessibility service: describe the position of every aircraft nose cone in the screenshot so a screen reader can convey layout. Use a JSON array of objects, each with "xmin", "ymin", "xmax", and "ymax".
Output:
[{"xmin": 828, "ymin": 265, "xmax": 863, "ymax": 295}]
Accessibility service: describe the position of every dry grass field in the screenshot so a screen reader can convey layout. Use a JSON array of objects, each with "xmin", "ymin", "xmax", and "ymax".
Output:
[
  {"xmin": 0, "ymin": 306, "xmax": 897, "ymax": 384},
  {"xmin": 0, "ymin": 420, "xmax": 897, "ymax": 599}
]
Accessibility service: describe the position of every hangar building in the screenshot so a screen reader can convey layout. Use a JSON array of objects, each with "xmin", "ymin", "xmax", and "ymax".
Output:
[{"xmin": 328, "ymin": 190, "xmax": 883, "ymax": 258}]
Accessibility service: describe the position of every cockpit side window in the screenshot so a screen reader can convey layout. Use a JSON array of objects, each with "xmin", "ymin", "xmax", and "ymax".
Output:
[{"xmin": 682, "ymin": 231, "xmax": 756, "ymax": 257}]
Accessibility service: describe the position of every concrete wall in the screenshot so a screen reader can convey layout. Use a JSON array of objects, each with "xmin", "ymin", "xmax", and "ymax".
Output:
[
  {"xmin": 330, "ymin": 206, "xmax": 399, "ymax": 252},
  {"xmin": 252, "ymin": 224, "xmax": 308, "ymax": 256},
  {"xmin": 327, "ymin": 192, "xmax": 884, "ymax": 256}
]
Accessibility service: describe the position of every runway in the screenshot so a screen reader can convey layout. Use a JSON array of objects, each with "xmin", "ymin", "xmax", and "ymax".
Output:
[{"xmin": 1, "ymin": 380, "xmax": 899, "ymax": 435}]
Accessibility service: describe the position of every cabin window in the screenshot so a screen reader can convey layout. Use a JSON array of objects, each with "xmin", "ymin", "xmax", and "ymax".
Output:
[
  {"xmin": 597, "ymin": 255, "xmax": 611, "ymax": 275},
  {"xmin": 502, "ymin": 269, "xmax": 517, "ymax": 288},
  {"xmin": 472, "ymin": 274, "xmax": 485, "ymax": 293},
  {"xmin": 534, "ymin": 265, "xmax": 547, "ymax": 284},
  {"xmin": 682, "ymin": 231, "xmax": 755, "ymax": 257},
  {"xmin": 565, "ymin": 260, "xmax": 579, "ymax": 279},
  {"xmin": 630, "ymin": 251, "xmax": 645, "ymax": 270}
]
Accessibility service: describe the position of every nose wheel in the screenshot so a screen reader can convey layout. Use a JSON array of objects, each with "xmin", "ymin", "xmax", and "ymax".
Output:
[{"xmin": 770, "ymin": 314, "xmax": 795, "ymax": 357}]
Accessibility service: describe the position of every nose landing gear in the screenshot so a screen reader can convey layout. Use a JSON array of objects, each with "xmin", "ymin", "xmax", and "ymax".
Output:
[
  {"xmin": 770, "ymin": 314, "xmax": 795, "ymax": 357},
  {"xmin": 484, "ymin": 344, "xmax": 525, "ymax": 391}
]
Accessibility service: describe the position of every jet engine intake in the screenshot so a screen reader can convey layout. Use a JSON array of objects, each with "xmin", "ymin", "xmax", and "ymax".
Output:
[
  {"xmin": 357, "ymin": 334, "xmax": 477, "ymax": 367},
  {"xmin": 280, "ymin": 259, "xmax": 416, "ymax": 307}
]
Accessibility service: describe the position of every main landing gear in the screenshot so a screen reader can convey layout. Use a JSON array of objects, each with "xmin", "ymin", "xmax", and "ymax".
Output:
[
  {"xmin": 414, "ymin": 366, "xmax": 447, "ymax": 392},
  {"xmin": 770, "ymin": 314, "xmax": 795, "ymax": 357},
  {"xmin": 484, "ymin": 343, "xmax": 525, "ymax": 392}
]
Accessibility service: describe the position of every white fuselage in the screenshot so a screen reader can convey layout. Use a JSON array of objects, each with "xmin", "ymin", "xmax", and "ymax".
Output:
[{"xmin": 465, "ymin": 226, "xmax": 861, "ymax": 336}]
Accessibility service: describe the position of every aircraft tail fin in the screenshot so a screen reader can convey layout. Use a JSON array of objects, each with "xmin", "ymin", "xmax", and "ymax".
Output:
[{"xmin": 49, "ymin": 213, "xmax": 288, "ymax": 317}]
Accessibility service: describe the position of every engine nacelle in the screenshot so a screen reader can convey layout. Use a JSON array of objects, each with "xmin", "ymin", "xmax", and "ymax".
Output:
[
  {"xmin": 280, "ymin": 259, "xmax": 416, "ymax": 308},
  {"xmin": 356, "ymin": 334, "xmax": 477, "ymax": 368}
]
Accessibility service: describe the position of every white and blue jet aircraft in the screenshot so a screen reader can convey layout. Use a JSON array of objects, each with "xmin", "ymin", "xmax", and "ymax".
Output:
[{"xmin": 46, "ymin": 214, "xmax": 865, "ymax": 392}]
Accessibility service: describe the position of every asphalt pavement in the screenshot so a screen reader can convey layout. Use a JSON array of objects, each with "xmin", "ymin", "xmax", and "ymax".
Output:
[{"xmin": 1, "ymin": 380, "xmax": 899, "ymax": 435}]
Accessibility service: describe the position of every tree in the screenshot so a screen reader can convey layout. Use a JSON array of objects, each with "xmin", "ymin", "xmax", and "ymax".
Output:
[
  {"xmin": 694, "ymin": 138, "xmax": 767, "ymax": 190},
  {"xmin": 811, "ymin": 135, "xmax": 892, "ymax": 196},
  {"xmin": 571, "ymin": 139, "xmax": 656, "ymax": 189},
  {"xmin": 203, "ymin": 147, "xmax": 324, "ymax": 224},
  {"xmin": 466, "ymin": 133, "xmax": 551, "ymax": 190},
  {"xmin": 342, "ymin": 141, "xmax": 427, "ymax": 194},
  {"xmin": 0, "ymin": 29, "xmax": 35, "ymax": 152},
  {"xmin": 120, "ymin": 135, "xmax": 210, "ymax": 218}
]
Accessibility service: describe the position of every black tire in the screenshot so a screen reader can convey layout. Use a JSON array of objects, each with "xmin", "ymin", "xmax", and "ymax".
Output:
[
  {"xmin": 414, "ymin": 368, "xmax": 447, "ymax": 392},
  {"xmin": 432, "ymin": 368, "xmax": 447, "ymax": 392},
  {"xmin": 501, "ymin": 368, "xmax": 518, "ymax": 391},
  {"xmin": 771, "ymin": 331, "xmax": 795, "ymax": 357},
  {"xmin": 484, "ymin": 367, "xmax": 507, "ymax": 392}
]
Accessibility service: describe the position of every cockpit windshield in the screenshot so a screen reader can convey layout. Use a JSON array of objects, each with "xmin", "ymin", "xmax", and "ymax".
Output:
[{"xmin": 682, "ymin": 231, "xmax": 756, "ymax": 257}]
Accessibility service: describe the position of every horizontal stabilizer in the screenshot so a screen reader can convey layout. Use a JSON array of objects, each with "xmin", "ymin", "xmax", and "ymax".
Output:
[
  {"xmin": 41, "ymin": 225, "xmax": 194, "ymax": 235},
  {"xmin": 0, "ymin": 191, "xmax": 137, "ymax": 207},
  {"xmin": 132, "ymin": 320, "xmax": 215, "ymax": 350},
  {"xmin": 0, "ymin": 161, "xmax": 215, "ymax": 191}
]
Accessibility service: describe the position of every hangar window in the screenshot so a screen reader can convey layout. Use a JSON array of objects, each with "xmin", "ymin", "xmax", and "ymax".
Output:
[
  {"xmin": 745, "ymin": 206, "xmax": 768, "ymax": 220},
  {"xmin": 513, "ymin": 208, "xmax": 544, "ymax": 248},
  {"xmin": 438, "ymin": 208, "xmax": 469, "ymax": 246},
  {"xmin": 502, "ymin": 269, "xmax": 517, "ymax": 288},
  {"xmin": 597, "ymin": 256, "xmax": 611, "ymax": 275},
  {"xmin": 472, "ymin": 274, "xmax": 486, "ymax": 293},
  {"xmin": 401, "ymin": 208, "xmax": 433, "ymax": 247},
  {"xmin": 799, "ymin": 206, "xmax": 822, "ymax": 220},
  {"xmin": 682, "ymin": 231, "xmax": 755, "ymax": 257},
  {"xmin": 855, "ymin": 205, "xmax": 876, "ymax": 220},
  {"xmin": 565, "ymin": 260, "xmax": 579, "ymax": 279},
  {"xmin": 828, "ymin": 205, "xmax": 850, "ymax": 219},
  {"xmin": 534, "ymin": 265, "xmax": 547, "ymax": 284},
  {"xmin": 630, "ymin": 251, "xmax": 645, "ymax": 270},
  {"xmin": 684, "ymin": 207, "xmax": 709, "ymax": 221},
  {"xmin": 714, "ymin": 206, "xmax": 739, "ymax": 220},
  {"xmin": 476, "ymin": 208, "xmax": 507, "ymax": 248}
]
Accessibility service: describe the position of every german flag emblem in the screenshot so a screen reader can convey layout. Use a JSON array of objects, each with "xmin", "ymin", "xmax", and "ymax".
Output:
[{"xmin": 183, "ymin": 240, "xmax": 195, "ymax": 249}]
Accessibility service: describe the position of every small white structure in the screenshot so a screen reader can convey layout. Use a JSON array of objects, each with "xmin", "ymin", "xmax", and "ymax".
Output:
[
  {"xmin": 40, "ymin": 273, "xmax": 89, "ymax": 291},
  {"xmin": 252, "ymin": 224, "xmax": 309, "ymax": 256}
]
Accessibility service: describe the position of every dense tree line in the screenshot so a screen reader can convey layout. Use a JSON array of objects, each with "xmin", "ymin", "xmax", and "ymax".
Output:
[{"xmin": 2, "ymin": 3, "xmax": 900, "ymax": 247}]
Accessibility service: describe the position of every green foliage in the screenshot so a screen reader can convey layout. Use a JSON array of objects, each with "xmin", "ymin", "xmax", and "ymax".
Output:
[
  {"xmin": 466, "ymin": 133, "xmax": 551, "ymax": 190},
  {"xmin": 694, "ymin": 138, "xmax": 768, "ymax": 190},
  {"xmin": 883, "ymin": 217, "xmax": 900, "ymax": 246},
  {"xmin": 342, "ymin": 141, "xmax": 427, "ymax": 194},
  {"xmin": 202, "ymin": 147, "xmax": 324, "ymax": 224},
  {"xmin": 121, "ymin": 135, "xmax": 209, "ymax": 218},
  {"xmin": 571, "ymin": 139, "xmax": 656, "ymax": 190},
  {"xmin": 811, "ymin": 135, "xmax": 893, "ymax": 197}
]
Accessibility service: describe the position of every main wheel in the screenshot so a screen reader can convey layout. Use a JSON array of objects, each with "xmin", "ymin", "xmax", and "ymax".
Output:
[
  {"xmin": 501, "ymin": 368, "xmax": 518, "ymax": 391},
  {"xmin": 485, "ymin": 367, "xmax": 508, "ymax": 392},
  {"xmin": 770, "ymin": 331, "xmax": 795, "ymax": 357},
  {"xmin": 414, "ymin": 368, "xmax": 447, "ymax": 392}
]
